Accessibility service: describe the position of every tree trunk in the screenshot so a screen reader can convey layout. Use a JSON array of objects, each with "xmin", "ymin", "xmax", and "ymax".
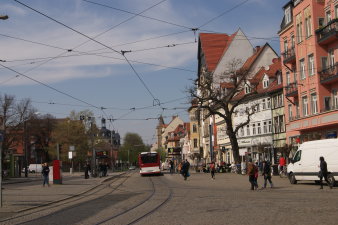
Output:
[{"xmin": 225, "ymin": 118, "xmax": 241, "ymax": 164}]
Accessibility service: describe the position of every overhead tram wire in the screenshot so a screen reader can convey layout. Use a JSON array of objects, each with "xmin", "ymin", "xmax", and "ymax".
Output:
[
  {"xmin": 197, "ymin": 0, "xmax": 250, "ymax": 29},
  {"xmin": 13, "ymin": 0, "xmax": 165, "ymax": 104},
  {"xmin": 0, "ymin": 63, "xmax": 102, "ymax": 110},
  {"xmin": 82, "ymin": 0, "xmax": 192, "ymax": 30}
]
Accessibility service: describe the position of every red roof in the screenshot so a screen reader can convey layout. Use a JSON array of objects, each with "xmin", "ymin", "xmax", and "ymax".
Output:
[
  {"xmin": 235, "ymin": 58, "xmax": 282, "ymax": 99},
  {"xmin": 199, "ymin": 32, "xmax": 237, "ymax": 72},
  {"xmin": 241, "ymin": 45, "xmax": 265, "ymax": 70}
]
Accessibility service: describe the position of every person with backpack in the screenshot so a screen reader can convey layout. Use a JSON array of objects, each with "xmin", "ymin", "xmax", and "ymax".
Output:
[
  {"xmin": 262, "ymin": 160, "xmax": 273, "ymax": 189},
  {"xmin": 210, "ymin": 161, "xmax": 216, "ymax": 180},
  {"xmin": 247, "ymin": 158, "xmax": 256, "ymax": 190}
]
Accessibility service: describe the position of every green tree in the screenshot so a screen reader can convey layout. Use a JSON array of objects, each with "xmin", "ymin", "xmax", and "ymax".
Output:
[
  {"xmin": 155, "ymin": 148, "xmax": 166, "ymax": 162},
  {"xmin": 119, "ymin": 133, "xmax": 147, "ymax": 164}
]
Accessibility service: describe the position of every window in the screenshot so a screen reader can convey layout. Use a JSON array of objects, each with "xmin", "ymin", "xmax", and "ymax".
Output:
[
  {"xmin": 324, "ymin": 96, "xmax": 332, "ymax": 111},
  {"xmin": 284, "ymin": 39, "xmax": 288, "ymax": 53},
  {"xmin": 326, "ymin": 11, "xmax": 332, "ymax": 23},
  {"xmin": 274, "ymin": 116, "xmax": 278, "ymax": 133},
  {"xmin": 262, "ymin": 99, "xmax": 266, "ymax": 110},
  {"xmin": 246, "ymin": 125, "xmax": 250, "ymax": 136},
  {"xmin": 279, "ymin": 115, "xmax": 285, "ymax": 132},
  {"xmin": 322, "ymin": 57, "xmax": 328, "ymax": 70},
  {"xmin": 291, "ymin": 35, "xmax": 295, "ymax": 48},
  {"xmin": 240, "ymin": 127, "xmax": 244, "ymax": 137},
  {"xmin": 296, "ymin": 101, "xmax": 300, "ymax": 117},
  {"xmin": 293, "ymin": 67, "xmax": 298, "ymax": 82},
  {"xmin": 193, "ymin": 139, "xmax": 198, "ymax": 148},
  {"xmin": 288, "ymin": 104, "xmax": 293, "ymax": 120},
  {"xmin": 305, "ymin": 16, "xmax": 312, "ymax": 38},
  {"xmin": 300, "ymin": 59, "xmax": 306, "ymax": 79},
  {"xmin": 277, "ymin": 73, "xmax": 282, "ymax": 85},
  {"xmin": 311, "ymin": 93, "xmax": 318, "ymax": 114},
  {"xmin": 268, "ymin": 120, "xmax": 272, "ymax": 133},
  {"xmin": 263, "ymin": 77, "xmax": 269, "ymax": 88},
  {"xmin": 308, "ymin": 54, "xmax": 315, "ymax": 76},
  {"xmin": 329, "ymin": 49, "xmax": 335, "ymax": 67},
  {"xmin": 257, "ymin": 123, "xmax": 261, "ymax": 134},
  {"xmin": 263, "ymin": 122, "xmax": 267, "ymax": 133},
  {"xmin": 302, "ymin": 96, "xmax": 308, "ymax": 116},
  {"xmin": 245, "ymin": 83, "xmax": 251, "ymax": 94},
  {"xmin": 286, "ymin": 71, "xmax": 291, "ymax": 85},
  {"xmin": 318, "ymin": 18, "xmax": 325, "ymax": 28},
  {"xmin": 267, "ymin": 98, "xmax": 271, "ymax": 109},
  {"xmin": 285, "ymin": 6, "xmax": 292, "ymax": 24},
  {"xmin": 293, "ymin": 150, "xmax": 302, "ymax": 163},
  {"xmin": 252, "ymin": 124, "xmax": 256, "ymax": 135},
  {"xmin": 193, "ymin": 124, "xmax": 197, "ymax": 133},
  {"xmin": 256, "ymin": 104, "xmax": 260, "ymax": 112},
  {"xmin": 333, "ymin": 90, "xmax": 338, "ymax": 109},
  {"xmin": 297, "ymin": 22, "xmax": 303, "ymax": 43}
]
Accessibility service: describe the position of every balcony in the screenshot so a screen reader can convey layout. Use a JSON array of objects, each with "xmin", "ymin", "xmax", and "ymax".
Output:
[
  {"xmin": 282, "ymin": 47, "xmax": 296, "ymax": 64},
  {"xmin": 319, "ymin": 63, "xmax": 338, "ymax": 84},
  {"xmin": 316, "ymin": 18, "xmax": 338, "ymax": 45},
  {"xmin": 285, "ymin": 82, "xmax": 298, "ymax": 97}
]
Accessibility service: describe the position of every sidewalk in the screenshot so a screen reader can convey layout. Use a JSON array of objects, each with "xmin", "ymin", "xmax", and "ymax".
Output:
[{"xmin": 0, "ymin": 171, "xmax": 123, "ymax": 216}]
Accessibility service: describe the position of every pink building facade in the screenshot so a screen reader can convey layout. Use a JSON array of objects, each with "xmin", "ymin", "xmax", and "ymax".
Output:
[{"xmin": 279, "ymin": 0, "xmax": 338, "ymax": 149}]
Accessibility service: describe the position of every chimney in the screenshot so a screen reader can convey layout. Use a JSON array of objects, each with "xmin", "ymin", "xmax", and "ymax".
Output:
[{"xmin": 272, "ymin": 57, "xmax": 279, "ymax": 64}]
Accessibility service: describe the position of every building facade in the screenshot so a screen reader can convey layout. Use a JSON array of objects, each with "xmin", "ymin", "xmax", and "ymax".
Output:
[{"xmin": 279, "ymin": 0, "xmax": 338, "ymax": 152}]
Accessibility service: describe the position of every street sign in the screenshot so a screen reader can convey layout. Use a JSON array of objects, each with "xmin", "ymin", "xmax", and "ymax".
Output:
[
  {"xmin": 69, "ymin": 146, "xmax": 75, "ymax": 151},
  {"xmin": 68, "ymin": 152, "xmax": 73, "ymax": 159}
]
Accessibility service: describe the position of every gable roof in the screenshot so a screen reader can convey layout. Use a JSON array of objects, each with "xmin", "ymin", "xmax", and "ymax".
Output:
[{"xmin": 199, "ymin": 32, "xmax": 237, "ymax": 72}]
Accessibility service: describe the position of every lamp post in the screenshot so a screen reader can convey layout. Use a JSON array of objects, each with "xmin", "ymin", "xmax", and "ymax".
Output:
[{"xmin": 0, "ymin": 14, "xmax": 8, "ymax": 208}]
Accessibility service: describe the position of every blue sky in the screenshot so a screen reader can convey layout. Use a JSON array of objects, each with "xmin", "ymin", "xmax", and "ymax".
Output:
[{"xmin": 0, "ymin": 0, "xmax": 286, "ymax": 145}]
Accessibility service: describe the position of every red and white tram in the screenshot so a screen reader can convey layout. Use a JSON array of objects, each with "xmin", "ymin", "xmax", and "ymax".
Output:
[{"xmin": 138, "ymin": 152, "xmax": 161, "ymax": 175}]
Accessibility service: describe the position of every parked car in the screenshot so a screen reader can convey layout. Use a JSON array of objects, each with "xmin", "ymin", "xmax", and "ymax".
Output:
[
  {"xmin": 128, "ymin": 166, "xmax": 136, "ymax": 170},
  {"xmin": 287, "ymin": 139, "xmax": 338, "ymax": 186},
  {"xmin": 28, "ymin": 164, "xmax": 43, "ymax": 173}
]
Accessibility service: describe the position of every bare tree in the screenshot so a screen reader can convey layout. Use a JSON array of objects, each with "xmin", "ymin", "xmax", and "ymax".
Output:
[{"xmin": 188, "ymin": 60, "xmax": 258, "ymax": 163}]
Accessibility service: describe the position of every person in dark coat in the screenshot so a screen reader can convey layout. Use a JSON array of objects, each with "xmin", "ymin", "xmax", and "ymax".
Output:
[
  {"xmin": 247, "ymin": 158, "xmax": 255, "ymax": 190},
  {"xmin": 181, "ymin": 159, "xmax": 190, "ymax": 180},
  {"xmin": 262, "ymin": 160, "xmax": 273, "ymax": 189},
  {"xmin": 319, "ymin": 156, "xmax": 332, "ymax": 189},
  {"xmin": 42, "ymin": 163, "xmax": 50, "ymax": 187},
  {"xmin": 85, "ymin": 162, "xmax": 91, "ymax": 179}
]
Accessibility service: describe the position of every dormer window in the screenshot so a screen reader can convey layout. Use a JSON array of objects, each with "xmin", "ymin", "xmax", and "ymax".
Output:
[
  {"xmin": 277, "ymin": 73, "xmax": 282, "ymax": 85},
  {"xmin": 245, "ymin": 82, "xmax": 251, "ymax": 94},
  {"xmin": 263, "ymin": 75, "xmax": 269, "ymax": 88},
  {"xmin": 285, "ymin": 6, "xmax": 291, "ymax": 24}
]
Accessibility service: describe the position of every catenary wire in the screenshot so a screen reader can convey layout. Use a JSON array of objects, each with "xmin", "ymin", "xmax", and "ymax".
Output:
[{"xmin": 12, "ymin": 0, "xmax": 167, "ymax": 103}]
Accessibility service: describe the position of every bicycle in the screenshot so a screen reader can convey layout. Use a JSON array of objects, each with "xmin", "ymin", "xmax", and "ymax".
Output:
[{"xmin": 279, "ymin": 165, "xmax": 287, "ymax": 178}]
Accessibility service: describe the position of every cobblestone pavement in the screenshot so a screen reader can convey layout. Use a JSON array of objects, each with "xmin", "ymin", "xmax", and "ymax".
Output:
[{"xmin": 1, "ymin": 171, "xmax": 338, "ymax": 225}]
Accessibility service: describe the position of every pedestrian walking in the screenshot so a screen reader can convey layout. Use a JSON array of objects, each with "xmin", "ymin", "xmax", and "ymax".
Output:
[
  {"xmin": 42, "ymin": 163, "xmax": 50, "ymax": 187},
  {"xmin": 319, "ymin": 156, "xmax": 333, "ymax": 189},
  {"xmin": 210, "ymin": 161, "xmax": 216, "ymax": 180},
  {"xmin": 262, "ymin": 160, "xmax": 273, "ymax": 189},
  {"xmin": 253, "ymin": 162, "xmax": 259, "ymax": 190},
  {"xmin": 84, "ymin": 162, "xmax": 91, "ymax": 179},
  {"xmin": 247, "ymin": 158, "xmax": 256, "ymax": 190},
  {"xmin": 177, "ymin": 161, "xmax": 182, "ymax": 174},
  {"xmin": 181, "ymin": 159, "xmax": 190, "ymax": 180},
  {"xmin": 169, "ymin": 160, "xmax": 174, "ymax": 174}
]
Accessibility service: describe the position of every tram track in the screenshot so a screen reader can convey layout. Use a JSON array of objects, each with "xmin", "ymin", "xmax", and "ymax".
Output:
[
  {"xmin": 1, "ymin": 171, "xmax": 133, "ymax": 225},
  {"xmin": 95, "ymin": 175, "xmax": 173, "ymax": 225}
]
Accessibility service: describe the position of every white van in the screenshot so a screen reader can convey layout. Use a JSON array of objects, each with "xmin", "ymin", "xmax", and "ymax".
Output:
[
  {"xmin": 28, "ymin": 164, "xmax": 43, "ymax": 173},
  {"xmin": 287, "ymin": 139, "xmax": 338, "ymax": 186}
]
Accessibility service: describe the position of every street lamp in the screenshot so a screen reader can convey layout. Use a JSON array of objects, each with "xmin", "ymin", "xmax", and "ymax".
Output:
[{"xmin": 0, "ymin": 13, "xmax": 8, "ymax": 208}]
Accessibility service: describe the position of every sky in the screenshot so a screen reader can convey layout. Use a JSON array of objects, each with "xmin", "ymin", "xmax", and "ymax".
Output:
[{"xmin": 0, "ymin": 0, "xmax": 286, "ymax": 145}]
